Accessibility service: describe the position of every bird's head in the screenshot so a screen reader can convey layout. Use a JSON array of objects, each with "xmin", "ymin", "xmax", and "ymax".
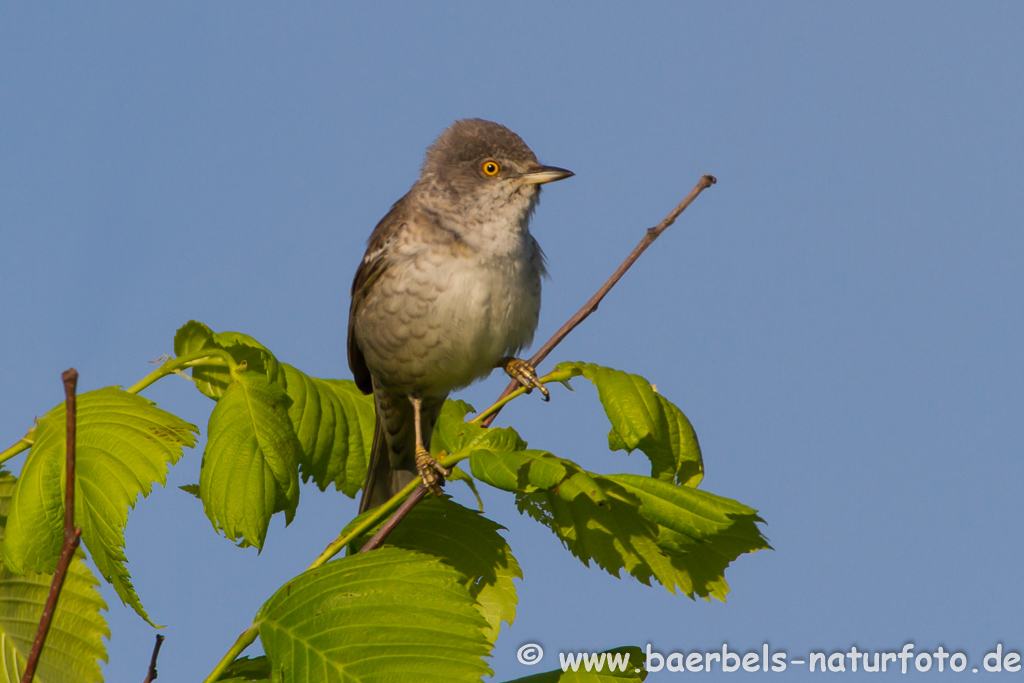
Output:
[{"xmin": 419, "ymin": 119, "xmax": 573, "ymax": 214}]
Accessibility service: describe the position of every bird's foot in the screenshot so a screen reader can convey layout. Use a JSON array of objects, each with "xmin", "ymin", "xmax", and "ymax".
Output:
[
  {"xmin": 502, "ymin": 357, "xmax": 550, "ymax": 401},
  {"xmin": 415, "ymin": 446, "xmax": 451, "ymax": 496}
]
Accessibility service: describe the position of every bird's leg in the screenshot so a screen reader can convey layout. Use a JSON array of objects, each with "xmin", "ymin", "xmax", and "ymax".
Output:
[
  {"xmin": 500, "ymin": 357, "xmax": 550, "ymax": 402},
  {"xmin": 410, "ymin": 395, "xmax": 450, "ymax": 496}
]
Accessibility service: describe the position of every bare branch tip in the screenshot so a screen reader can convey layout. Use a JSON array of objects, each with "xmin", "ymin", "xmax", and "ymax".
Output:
[{"xmin": 143, "ymin": 634, "xmax": 166, "ymax": 683}]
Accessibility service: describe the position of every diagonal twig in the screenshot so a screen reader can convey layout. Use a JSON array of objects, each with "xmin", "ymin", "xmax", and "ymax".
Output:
[
  {"xmin": 357, "ymin": 485, "xmax": 430, "ymax": 553},
  {"xmin": 482, "ymin": 173, "xmax": 716, "ymax": 427},
  {"xmin": 21, "ymin": 369, "xmax": 83, "ymax": 683},
  {"xmin": 359, "ymin": 173, "xmax": 717, "ymax": 551}
]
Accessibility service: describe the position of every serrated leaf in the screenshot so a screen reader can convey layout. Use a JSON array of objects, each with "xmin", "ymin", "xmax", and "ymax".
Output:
[
  {"xmin": 528, "ymin": 477, "xmax": 767, "ymax": 600},
  {"xmin": 280, "ymin": 364, "xmax": 375, "ymax": 497},
  {"xmin": 503, "ymin": 646, "xmax": 647, "ymax": 682},
  {"xmin": 516, "ymin": 483, "xmax": 670, "ymax": 592},
  {"xmin": 376, "ymin": 496, "xmax": 521, "ymax": 644},
  {"xmin": 200, "ymin": 371, "xmax": 301, "ymax": 549},
  {"xmin": 471, "ymin": 450, "xmax": 767, "ymax": 600},
  {"xmin": 256, "ymin": 547, "xmax": 491, "ymax": 683},
  {"xmin": 0, "ymin": 470, "xmax": 109, "ymax": 683},
  {"xmin": 174, "ymin": 321, "xmax": 284, "ymax": 400},
  {"xmin": 179, "ymin": 483, "xmax": 201, "ymax": 498},
  {"xmin": 603, "ymin": 474, "xmax": 770, "ymax": 598},
  {"xmin": 2, "ymin": 388, "xmax": 196, "ymax": 625},
  {"xmin": 557, "ymin": 362, "xmax": 703, "ymax": 487}
]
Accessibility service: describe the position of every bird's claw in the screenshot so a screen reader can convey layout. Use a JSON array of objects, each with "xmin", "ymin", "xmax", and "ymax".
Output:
[
  {"xmin": 502, "ymin": 357, "xmax": 550, "ymax": 402},
  {"xmin": 415, "ymin": 446, "xmax": 450, "ymax": 496}
]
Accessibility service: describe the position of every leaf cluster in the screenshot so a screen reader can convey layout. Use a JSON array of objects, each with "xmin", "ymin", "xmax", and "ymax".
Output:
[{"xmin": 0, "ymin": 322, "xmax": 769, "ymax": 682}]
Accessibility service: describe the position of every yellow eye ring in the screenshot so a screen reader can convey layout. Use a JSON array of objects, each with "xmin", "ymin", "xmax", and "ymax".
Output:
[{"xmin": 481, "ymin": 160, "xmax": 500, "ymax": 177}]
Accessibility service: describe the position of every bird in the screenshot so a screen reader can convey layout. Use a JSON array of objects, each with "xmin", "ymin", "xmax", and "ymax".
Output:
[{"xmin": 348, "ymin": 119, "xmax": 573, "ymax": 512}]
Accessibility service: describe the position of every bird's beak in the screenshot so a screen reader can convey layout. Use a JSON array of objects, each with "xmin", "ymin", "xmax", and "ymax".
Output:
[{"xmin": 519, "ymin": 165, "xmax": 574, "ymax": 185}]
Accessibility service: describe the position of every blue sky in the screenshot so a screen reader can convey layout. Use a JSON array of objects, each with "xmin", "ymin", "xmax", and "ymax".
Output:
[{"xmin": 2, "ymin": 3, "xmax": 1022, "ymax": 680}]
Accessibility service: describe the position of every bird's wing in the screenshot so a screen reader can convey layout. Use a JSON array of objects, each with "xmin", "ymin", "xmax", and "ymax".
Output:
[{"xmin": 347, "ymin": 197, "xmax": 409, "ymax": 394}]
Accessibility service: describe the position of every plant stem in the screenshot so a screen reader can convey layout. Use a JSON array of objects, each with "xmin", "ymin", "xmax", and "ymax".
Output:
[
  {"xmin": 0, "ymin": 437, "xmax": 33, "ymax": 467},
  {"xmin": 306, "ymin": 478, "xmax": 420, "ymax": 569},
  {"xmin": 125, "ymin": 349, "xmax": 235, "ymax": 395},
  {"xmin": 1, "ymin": 349, "xmax": 235, "ymax": 467},
  {"xmin": 311, "ymin": 448, "xmax": 468, "ymax": 562},
  {"xmin": 201, "ymin": 624, "xmax": 260, "ymax": 683},
  {"xmin": 357, "ymin": 485, "xmax": 430, "ymax": 552},
  {"xmin": 469, "ymin": 367, "xmax": 578, "ymax": 425}
]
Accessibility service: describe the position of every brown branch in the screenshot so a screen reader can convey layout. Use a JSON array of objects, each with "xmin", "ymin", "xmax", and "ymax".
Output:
[
  {"xmin": 482, "ymin": 173, "xmax": 717, "ymax": 427},
  {"xmin": 358, "ymin": 174, "xmax": 716, "ymax": 551},
  {"xmin": 21, "ymin": 369, "xmax": 83, "ymax": 683},
  {"xmin": 357, "ymin": 484, "xmax": 429, "ymax": 553},
  {"xmin": 142, "ymin": 634, "xmax": 165, "ymax": 683}
]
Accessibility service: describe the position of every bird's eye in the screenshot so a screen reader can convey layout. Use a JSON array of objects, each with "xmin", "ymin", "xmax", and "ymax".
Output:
[{"xmin": 481, "ymin": 160, "xmax": 500, "ymax": 177}]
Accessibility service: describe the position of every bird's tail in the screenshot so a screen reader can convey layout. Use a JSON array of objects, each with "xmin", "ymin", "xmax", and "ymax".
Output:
[{"xmin": 358, "ymin": 387, "xmax": 444, "ymax": 512}]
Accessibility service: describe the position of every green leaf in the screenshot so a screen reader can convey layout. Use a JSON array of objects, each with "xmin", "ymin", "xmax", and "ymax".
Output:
[
  {"xmin": 605, "ymin": 474, "xmax": 769, "ymax": 566},
  {"xmin": 471, "ymin": 450, "xmax": 768, "ymax": 600},
  {"xmin": 256, "ymin": 547, "xmax": 492, "ymax": 683},
  {"xmin": 2, "ymin": 388, "xmax": 197, "ymax": 625},
  {"xmin": 176, "ymin": 323, "xmax": 377, "ymax": 497},
  {"xmin": 433, "ymin": 400, "xmax": 528, "ymax": 456},
  {"xmin": 376, "ymin": 496, "xmax": 521, "ymax": 645},
  {"xmin": 503, "ymin": 646, "xmax": 647, "ymax": 682},
  {"xmin": 0, "ymin": 470, "xmax": 109, "ymax": 683},
  {"xmin": 200, "ymin": 371, "xmax": 301, "ymax": 549},
  {"xmin": 280, "ymin": 363, "xmax": 374, "ymax": 497},
  {"xmin": 556, "ymin": 362, "xmax": 703, "ymax": 487},
  {"xmin": 179, "ymin": 483, "xmax": 201, "ymax": 498},
  {"xmin": 174, "ymin": 320, "xmax": 284, "ymax": 400},
  {"xmin": 470, "ymin": 450, "xmax": 607, "ymax": 505},
  {"xmin": 216, "ymin": 655, "xmax": 270, "ymax": 682},
  {"xmin": 448, "ymin": 465, "xmax": 484, "ymax": 510}
]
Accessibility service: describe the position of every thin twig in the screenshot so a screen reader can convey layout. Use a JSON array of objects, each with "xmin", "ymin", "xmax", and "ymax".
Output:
[
  {"xmin": 482, "ymin": 173, "xmax": 717, "ymax": 427},
  {"xmin": 142, "ymin": 634, "xmax": 165, "ymax": 683},
  {"xmin": 357, "ymin": 485, "xmax": 430, "ymax": 553},
  {"xmin": 21, "ymin": 369, "xmax": 83, "ymax": 683}
]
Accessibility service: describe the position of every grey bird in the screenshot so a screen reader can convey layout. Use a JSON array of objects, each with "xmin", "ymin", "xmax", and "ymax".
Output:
[{"xmin": 348, "ymin": 119, "xmax": 573, "ymax": 512}]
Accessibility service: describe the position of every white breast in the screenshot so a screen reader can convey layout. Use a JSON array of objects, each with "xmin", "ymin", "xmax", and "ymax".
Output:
[
  {"xmin": 428, "ymin": 225, "xmax": 542, "ymax": 391},
  {"xmin": 356, "ymin": 185, "xmax": 545, "ymax": 397}
]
